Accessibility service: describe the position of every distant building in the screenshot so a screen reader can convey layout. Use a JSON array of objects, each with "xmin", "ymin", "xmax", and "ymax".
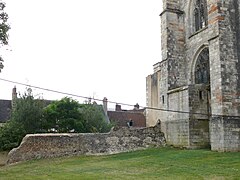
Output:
[{"xmin": 103, "ymin": 99, "xmax": 146, "ymax": 128}]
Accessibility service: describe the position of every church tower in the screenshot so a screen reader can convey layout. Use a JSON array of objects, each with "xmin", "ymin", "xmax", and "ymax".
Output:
[{"xmin": 146, "ymin": 0, "xmax": 240, "ymax": 151}]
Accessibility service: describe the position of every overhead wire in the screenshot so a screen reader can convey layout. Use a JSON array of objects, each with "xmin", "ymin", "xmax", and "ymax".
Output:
[{"xmin": 0, "ymin": 78, "xmax": 239, "ymax": 118}]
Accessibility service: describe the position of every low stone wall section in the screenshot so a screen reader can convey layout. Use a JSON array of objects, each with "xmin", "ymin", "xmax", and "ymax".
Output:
[{"xmin": 7, "ymin": 124, "xmax": 166, "ymax": 164}]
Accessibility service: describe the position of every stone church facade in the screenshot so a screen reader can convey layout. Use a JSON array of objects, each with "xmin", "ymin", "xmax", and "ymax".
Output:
[{"xmin": 146, "ymin": 0, "xmax": 240, "ymax": 151}]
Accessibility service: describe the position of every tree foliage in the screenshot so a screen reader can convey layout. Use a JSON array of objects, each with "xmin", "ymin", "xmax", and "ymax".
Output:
[
  {"xmin": 0, "ymin": 120, "xmax": 25, "ymax": 151},
  {"xmin": 43, "ymin": 97, "xmax": 112, "ymax": 133},
  {"xmin": 0, "ymin": 1, "xmax": 10, "ymax": 71},
  {"xmin": 11, "ymin": 89, "xmax": 45, "ymax": 134},
  {"xmin": 0, "ymin": 93, "xmax": 112, "ymax": 151},
  {"xmin": 0, "ymin": 1, "xmax": 10, "ymax": 46},
  {"xmin": 0, "ymin": 89, "xmax": 45, "ymax": 151},
  {"xmin": 43, "ymin": 97, "xmax": 83, "ymax": 133},
  {"xmin": 80, "ymin": 104, "xmax": 112, "ymax": 133}
]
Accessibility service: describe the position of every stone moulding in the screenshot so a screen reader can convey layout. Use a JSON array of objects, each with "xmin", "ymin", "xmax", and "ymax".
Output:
[{"xmin": 7, "ymin": 124, "xmax": 166, "ymax": 164}]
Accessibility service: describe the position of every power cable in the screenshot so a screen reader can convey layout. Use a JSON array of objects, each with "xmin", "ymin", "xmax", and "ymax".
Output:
[{"xmin": 0, "ymin": 78, "xmax": 239, "ymax": 118}]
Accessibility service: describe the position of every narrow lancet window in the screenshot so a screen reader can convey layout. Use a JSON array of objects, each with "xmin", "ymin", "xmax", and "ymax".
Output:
[{"xmin": 194, "ymin": 0, "xmax": 208, "ymax": 32}]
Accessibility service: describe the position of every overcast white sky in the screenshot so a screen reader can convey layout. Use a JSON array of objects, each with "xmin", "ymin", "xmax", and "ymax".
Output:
[{"xmin": 0, "ymin": 0, "xmax": 162, "ymax": 109}]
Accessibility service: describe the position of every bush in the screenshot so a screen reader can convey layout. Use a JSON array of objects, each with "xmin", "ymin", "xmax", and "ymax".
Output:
[
  {"xmin": 80, "ymin": 104, "xmax": 112, "ymax": 133},
  {"xmin": 0, "ymin": 89, "xmax": 44, "ymax": 151},
  {"xmin": 0, "ymin": 120, "xmax": 26, "ymax": 151},
  {"xmin": 43, "ymin": 97, "xmax": 112, "ymax": 133},
  {"xmin": 11, "ymin": 91, "xmax": 45, "ymax": 134}
]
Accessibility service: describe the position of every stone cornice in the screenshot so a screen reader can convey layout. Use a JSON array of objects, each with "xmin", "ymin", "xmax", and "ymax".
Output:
[{"xmin": 160, "ymin": 8, "xmax": 184, "ymax": 16}]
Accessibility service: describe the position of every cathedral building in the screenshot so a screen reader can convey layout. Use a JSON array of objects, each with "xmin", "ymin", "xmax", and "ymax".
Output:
[{"xmin": 146, "ymin": 0, "xmax": 240, "ymax": 151}]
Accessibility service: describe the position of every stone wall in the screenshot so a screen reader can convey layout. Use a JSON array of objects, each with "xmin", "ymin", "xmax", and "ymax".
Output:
[
  {"xmin": 7, "ymin": 124, "xmax": 166, "ymax": 164},
  {"xmin": 208, "ymin": 0, "xmax": 240, "ymax": 152},
  {"xmin": 163, "ymin": 119, "xmax": 189, "ymax": 147},
  {"xmin": 146, "ymin": 60, "xmax": 168, "ymax": 127},
  {"xmin": 146, "ymin": 0, "xmax": 240, "ymax": 152},
  {"xmin": 210, "ymin": 116, "xmax": 240, "ymax": 152}
]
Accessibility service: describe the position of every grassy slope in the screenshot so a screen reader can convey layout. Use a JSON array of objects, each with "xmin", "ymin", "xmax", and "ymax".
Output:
[
  {"xmin": 0, "ymin": 148, "xmax": 239, "ymax": 180},
  {"xmin": 0, "ymin": 151, "xmax": 8, "ymax": 166}
]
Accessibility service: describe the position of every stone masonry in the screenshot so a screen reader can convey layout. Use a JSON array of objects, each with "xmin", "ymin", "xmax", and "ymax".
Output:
[
  {"xmin": 146, "ymin": 0, "xmax": 240, "ymax": 151},
  {"xmin": 7, "ymin": 124, "xmax": 165, "ymax": 164}
]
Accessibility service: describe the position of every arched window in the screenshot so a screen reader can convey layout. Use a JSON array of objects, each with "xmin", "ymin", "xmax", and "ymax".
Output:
[
  {"xmin": 195, "ymin": 48, "xmax": 210, "ymax": 84},
  {"xmin": 194, "ymin": 0, "xmax": 208, "ymax": 32}
]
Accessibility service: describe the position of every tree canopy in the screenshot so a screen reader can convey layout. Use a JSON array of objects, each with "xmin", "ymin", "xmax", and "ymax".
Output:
[
  {"xmin": 0, "ymin": 1, "xmax": 10, "ymax": 71},
  {"xmin": 0, "ymin": 93, "xmax": 112, "ymax": 151},
  {"xmin": 43, "ymin": 97, "xmax": 112, "ymax": 133}
]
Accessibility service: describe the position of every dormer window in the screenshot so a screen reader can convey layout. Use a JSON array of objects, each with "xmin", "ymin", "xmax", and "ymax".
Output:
[{"xmin": 194, "ymin": 0, "xmax": 208, "ymax": 32}]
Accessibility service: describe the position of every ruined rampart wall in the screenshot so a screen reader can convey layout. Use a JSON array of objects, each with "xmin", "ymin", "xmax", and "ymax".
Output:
[{"xmin": 7, "ymin": 125, "xmax": 166, "ymax": 164}]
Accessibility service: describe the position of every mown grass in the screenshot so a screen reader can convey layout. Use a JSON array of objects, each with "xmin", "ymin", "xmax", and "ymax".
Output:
[
  {"xmin": 0, "ymin": 151, "xmax": 8, "ymax": 166},
  {"xmin": 0, "ymin": 147, "xmax": 239, "ymax": 180}
]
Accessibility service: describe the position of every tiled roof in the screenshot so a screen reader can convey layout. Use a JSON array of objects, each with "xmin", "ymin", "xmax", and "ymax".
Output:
[
  {"xmin": 0, "ymin": 100, "xmax": 11, "ymax": 123},
  {"xmin": 107, "ymin": 110, "xmax": 146, "ymax": 128}
]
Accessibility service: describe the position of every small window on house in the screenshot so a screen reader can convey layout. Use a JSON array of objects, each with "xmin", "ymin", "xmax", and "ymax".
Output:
[
  {"xmin": 162, "ymin": 95, "xmax": 165, "ymax": 104},
  {"xmin": 194, "ymin": 0, "xmax": 208, "ymax": 32}
]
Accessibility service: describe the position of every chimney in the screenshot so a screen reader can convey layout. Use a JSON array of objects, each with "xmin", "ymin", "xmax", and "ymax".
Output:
[
  {"xmin": 115, "ymin": 104, "xmax": 121, "ymax": 111},
  {"xmin": 134, "ymin": 103, "xmax": 140, "ymax": 110},
  {"xmin": 12, "ymin": 86, "xmax": 17, "ymax": 109},
  {"xmin": 103, "ymin": 97, "xmax": 108, "ymax": 115},
  {"xmin": 103, "ymin": 97, "xmax": 110, "ymax": 124}
]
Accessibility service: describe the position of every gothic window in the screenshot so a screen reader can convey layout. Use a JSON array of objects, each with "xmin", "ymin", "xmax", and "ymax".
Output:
[
  {"xmin": 194, "ymin": 0, "xmax": 208, "ymax": 32},
  {"xmin": 195, "ymin": 48, "xmax": 210, "ymax": 84}
]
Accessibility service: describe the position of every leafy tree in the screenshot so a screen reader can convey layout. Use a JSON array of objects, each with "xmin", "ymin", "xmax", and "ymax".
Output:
[
  {"xmin": 0, "ymin": 88, "xmax": 45, "ymax": 150},
  {"xmin": 0, "ymin": 94, "xmax": 112, "ymax": 151},
  {"xmin": 0, "ymin": 120, "xmax": 25, "ymax": 151},
  {"xmin": 0, "ymin": 1, "xmax": 10, "ymax": 71},
  {"xmin": 80, "ymin": 104, "xmax": 112, "ymax": 133},
  {"xmin": 0, "ymin": 2, "xmax": 9, "ymax": 45},
  {"xmin": 43, "ymin": 97, "xmax": 112, "ymax": 133},
  {"xmin": 11, "ymin": 89, "xmax": 45, "ymax": 134},
  {"xmin": 43, "ymin": 97, "xmax": 83, "ymax": 133}
]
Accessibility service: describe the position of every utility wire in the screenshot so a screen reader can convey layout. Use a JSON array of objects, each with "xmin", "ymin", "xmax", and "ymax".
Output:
[
  {"xmin": 0, "ymin": 78, "xmax": 136, "ymax": 107},
  {"xmin": 0, "ymin": 78, "xmax": 239, "ymax": 118}
]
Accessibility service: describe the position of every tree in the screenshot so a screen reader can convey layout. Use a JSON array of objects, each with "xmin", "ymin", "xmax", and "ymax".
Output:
[
  {"xmin": 43, "ymin": 97, "xmax": 112, "ymax": 133},
  {"xmin": 0, "ymin": 120, "xmax": 25, "ymax": 151},
  {"xmin": 80, "ymin": 104, "xmax": 112, "ymax": 133},
  {"xmin": 11, "ymin": 88, "xmax": 45, "ymax": 134},
  {"xmin": 43, "ymin": 97, "xmax": 83, "ymax": 133},
  {"xmin": 0, "ymin": 88, "xmax": 44, "ymax": 150},
  {"xmin": 0, "ymin": 95, "xmax": 112, "ymax": 151},
  {"xmin": 0, "ymin": 1, "xmax": 10, "ymax": 71}
]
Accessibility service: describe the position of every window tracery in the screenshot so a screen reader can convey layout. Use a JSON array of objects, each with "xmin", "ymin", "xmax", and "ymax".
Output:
[
  {"xmin": 195, "ymin": 48, "xmax": 210, "ymax": 84},
  {"xmin": 194, "ymin": 0, "xmax": 208, "ymax": 32}
]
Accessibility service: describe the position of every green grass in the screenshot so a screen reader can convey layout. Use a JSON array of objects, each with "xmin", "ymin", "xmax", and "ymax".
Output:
[
  {"xmin": 0, "ymin": 148, "xmax": 239, "ymax": 180},
  {"xmin": 0, "ymin": 151, "xmax": 8, "ymax": 166}
]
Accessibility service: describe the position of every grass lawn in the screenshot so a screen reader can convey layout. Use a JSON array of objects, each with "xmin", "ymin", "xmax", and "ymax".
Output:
[
  {"xmin": 0, "ymin": 151, "xmax": 8, "ymax": 167},
  {"xmin": 0, "ymin": 147, "xmax": 239, "ymax": 180}
]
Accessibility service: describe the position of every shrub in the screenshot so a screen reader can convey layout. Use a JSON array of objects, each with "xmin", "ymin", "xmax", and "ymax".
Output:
[{"xmin": 0, "ymin": 120, "xmax": 26, "ymax": 151}]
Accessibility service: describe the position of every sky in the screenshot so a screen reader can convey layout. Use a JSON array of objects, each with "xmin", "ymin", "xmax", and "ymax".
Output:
[{"xmin": 0, "ymin": 0, "xmax": 162, "ymax": 110}]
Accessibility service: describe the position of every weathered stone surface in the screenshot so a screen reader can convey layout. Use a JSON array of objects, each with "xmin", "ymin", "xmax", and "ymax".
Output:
[
  {"xmin": 7, "ymin": 124, "xmax": 166, "ymax": 164},
  {"xmin": 210, "ymin": 116, "xmax": 240, "ymax": 152},
  {"xmin": 146, "ymin": 0, "xmax": 240, "ymax": 151}
]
